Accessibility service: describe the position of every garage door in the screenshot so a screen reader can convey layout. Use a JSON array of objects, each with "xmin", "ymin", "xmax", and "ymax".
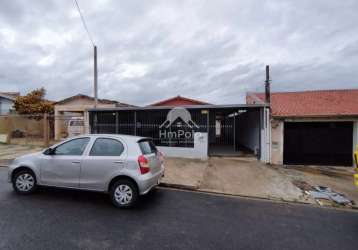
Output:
[{"xmin": 283, "ymin": 122, "xmax": 353, "ymax": 166}]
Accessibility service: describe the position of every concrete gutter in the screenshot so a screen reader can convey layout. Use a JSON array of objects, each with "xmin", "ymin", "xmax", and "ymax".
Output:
[
  {"xmin": 159, "ymin": 182, "xmax": 358, "ymax": 212},
  {"xmin": 160, "ymin": 182, "xmax": 197, "ymax": 191},
  {"xmin": 0, "ymin": 160, "xmax": 11, "ymax": 167}
]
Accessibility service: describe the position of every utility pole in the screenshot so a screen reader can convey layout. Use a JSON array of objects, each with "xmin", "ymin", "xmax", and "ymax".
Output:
[
  {"xmin": 94, "ymin": 45, "xmax": 98, "ymax": 108},
  {"xmin": 265, "ymin": 65, "xmax": 270, "ymax": 104}
]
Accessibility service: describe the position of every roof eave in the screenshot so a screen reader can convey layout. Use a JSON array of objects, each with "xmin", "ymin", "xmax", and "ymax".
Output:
[
  {"xmin": 273, "ymin": 114, "xmax": 358, "ymax": 119},
  {"xmin": 87, "ymin": 103, "xmax": 268, "ymax": 112},
  {"xmin": 0, "ymin": 94, "xmax": 16, "ymax": 101}
]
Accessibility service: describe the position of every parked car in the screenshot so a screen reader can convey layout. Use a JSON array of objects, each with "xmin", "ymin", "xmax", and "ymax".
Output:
[
  {"xmin": 67, "ymin": 117, "xmax": 85, "ymax": 138},
  {"xmin": 8, "ymin": 134, "xmax": 165, "ymax": 208}
]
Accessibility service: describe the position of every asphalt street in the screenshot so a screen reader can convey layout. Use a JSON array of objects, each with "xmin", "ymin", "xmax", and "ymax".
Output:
[{"xmin": 0, "ymin": 167, "xmax": 357, "ymax": 250}]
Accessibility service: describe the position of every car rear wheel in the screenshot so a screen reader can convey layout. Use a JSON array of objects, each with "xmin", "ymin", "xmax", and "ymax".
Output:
[
  {"xmin": 110, "ymin": 179, "xmax": 138, "ymax": 208},
  {"xmin": 13, "ymin": 170, "xmax": 37, "ymax": 194}
]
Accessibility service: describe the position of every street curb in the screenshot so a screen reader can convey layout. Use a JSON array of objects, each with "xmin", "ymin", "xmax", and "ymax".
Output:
[
  {"xmin": 159, "ymin": 182, "xmax": 312, "ymax": 205},
  {"xmin": 159, "ymin": 183, "xmax": 358, "ymax": 212},
  {"xmin": 0, "ymin": 160, "xmax": 11, "ymax": 168},
  {"xmin": 159, "ymin": 182, "xmax": 197, "ymax": 191}
]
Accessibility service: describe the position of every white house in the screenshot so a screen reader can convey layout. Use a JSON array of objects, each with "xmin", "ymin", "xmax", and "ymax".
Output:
[{"xmin": 0, "ymin": 92, "xmax": 19, "ymax": 115}]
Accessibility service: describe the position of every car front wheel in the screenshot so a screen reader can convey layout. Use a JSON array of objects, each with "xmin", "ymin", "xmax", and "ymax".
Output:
[
  {"xmin": 13, "ymin": 170, "xmax": 37, "ymax": 194},
  {"xmin": 110, "ymin": 179, "xmax": 138, "ymax": 208}
]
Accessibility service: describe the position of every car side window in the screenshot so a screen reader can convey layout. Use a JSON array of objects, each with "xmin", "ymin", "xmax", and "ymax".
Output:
[
  {"xmin": 90, "ymin": 138, "xmax": 124, "ymax": 156},
  {"xmin": 55, "ymin": 138, "xmax": 90, "ymax": 156}
]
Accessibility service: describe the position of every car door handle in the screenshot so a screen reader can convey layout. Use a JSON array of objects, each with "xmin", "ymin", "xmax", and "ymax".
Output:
[
  {"xmin": 72, "ymin": 161, "xmax": 81, "ymax": 164},
  {"xmin": 113, "ymin": 161, "xmax": 124, "ymax": 164}
]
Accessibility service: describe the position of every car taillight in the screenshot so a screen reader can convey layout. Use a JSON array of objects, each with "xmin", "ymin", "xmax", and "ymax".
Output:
[
  {"xmin": 138, "ymin": 155, "xmax": 150, "ymax": 174},
  {"xmin": 158, "ymin": 151, "xmax": 164, "ymax": 164}
]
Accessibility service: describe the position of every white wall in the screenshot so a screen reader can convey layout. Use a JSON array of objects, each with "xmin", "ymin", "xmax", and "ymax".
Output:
[
  {"xmin": 0, "ymin": 97, "xmax": 14, "ymax": 115},
  {"xmin": 157, "ymin": 132, "xmax": 208, "ymax": 159},
  {"xmin": 271, "ymin": 120, "xmax": 284, "ymax": 165},
  {"xmin": 260, "ymin": 108, "xmax": 271, "ymax": 163}
]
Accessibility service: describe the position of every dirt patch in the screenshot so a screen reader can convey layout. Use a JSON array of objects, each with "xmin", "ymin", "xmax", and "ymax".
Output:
[
  {"xmin": 292, "ymin": 180, "xmax": 314, "ymax": 192},
  {"xmin": 284, "ymin": 165, "xmax": 353, "ymax": 178}
]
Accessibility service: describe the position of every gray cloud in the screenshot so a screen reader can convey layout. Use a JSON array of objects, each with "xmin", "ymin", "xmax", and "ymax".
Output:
[{"xmin": 0, "ymin": 0, "xmax": 357, "ymax": 106}]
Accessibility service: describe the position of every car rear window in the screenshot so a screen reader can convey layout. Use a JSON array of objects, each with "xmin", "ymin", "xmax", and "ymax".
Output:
[{"xmin": 138, "ymin": 140, "xmax": 157, "ymax": 155}]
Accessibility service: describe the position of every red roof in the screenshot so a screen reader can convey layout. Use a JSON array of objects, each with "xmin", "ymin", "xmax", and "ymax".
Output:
[
  {"xmin": 149, "ymin": 95, "xmax": 210, "ymax": 107},
  {"xmin": 246, "ymin": 89, "xmax": 358, "ymax": 118}
]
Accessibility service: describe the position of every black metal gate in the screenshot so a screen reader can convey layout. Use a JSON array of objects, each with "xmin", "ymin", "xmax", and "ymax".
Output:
[
  {"xmin": 90, "ymin": 108, "xmax": 208, "ymax": 148},
  {"xmin": 89, "ymin": 105, "xmax": 264, "ymax": 157},
  {"xmin": 283, "ymin": 122, "xmax": 353, "ymax": 166}
]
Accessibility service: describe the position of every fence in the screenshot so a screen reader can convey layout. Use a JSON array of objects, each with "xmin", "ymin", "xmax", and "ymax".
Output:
[
  {"xmin": 0, "ymin": 113, "xmax": 89, "ymax": 147},
  {"xmin": 90, "ymin": 109, "xmax": 208, "ymax": 148}
]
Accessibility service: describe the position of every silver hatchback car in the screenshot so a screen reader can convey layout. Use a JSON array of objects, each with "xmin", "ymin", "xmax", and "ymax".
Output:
[{"xmin": 8, "ymin": 134, "xmax": 165, "ymax": 208}]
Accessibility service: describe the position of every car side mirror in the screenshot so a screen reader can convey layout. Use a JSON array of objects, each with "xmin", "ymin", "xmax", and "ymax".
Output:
[{"xmin": 44, "ymin": 148, "xmax": 55, "ymax": 155}]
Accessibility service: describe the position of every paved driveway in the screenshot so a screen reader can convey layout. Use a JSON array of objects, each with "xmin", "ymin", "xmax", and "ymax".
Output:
[
  {"xmin": 0, "ymin": 168, "xmax": 358, "ymax": 250},
  {"xmin": 163, "ymin": 157, "xmax": 358, "ymax": 207}
]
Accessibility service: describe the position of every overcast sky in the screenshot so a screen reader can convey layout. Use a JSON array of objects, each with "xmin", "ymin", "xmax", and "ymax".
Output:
[{"xmin": 0, "ymin": 0, "xmax": 357, "ymax": 105}]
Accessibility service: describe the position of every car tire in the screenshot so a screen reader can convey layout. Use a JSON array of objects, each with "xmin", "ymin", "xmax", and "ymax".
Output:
[
  {"xmin": 110, "ymin": 179, "xmax": 138, "ymax": 208},
  {"xmin": 12, "ymin": 169, "xmax": 37, "ymax": 194}
]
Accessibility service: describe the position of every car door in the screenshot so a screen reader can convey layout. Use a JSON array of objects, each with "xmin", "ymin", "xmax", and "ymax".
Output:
[
  {"xmin": 40, "ymin": 137, "xmax": 90, "ymax": 188},
  {"xmin": 80, "ymin": 137, "xmax": 127, "ymax": 191}
]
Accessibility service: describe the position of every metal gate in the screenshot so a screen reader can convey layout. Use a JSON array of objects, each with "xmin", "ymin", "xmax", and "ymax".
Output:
[
  {"xmin": 90, "ymin": 108, "xmax": 208, "ymax": 148},
  {"xmin": 283, "ymin": 122, "xmax": 353, "ymax": 166},
  {"xmin": 89, "ymin": 104, "xmax": 267, "ymax": 158}
]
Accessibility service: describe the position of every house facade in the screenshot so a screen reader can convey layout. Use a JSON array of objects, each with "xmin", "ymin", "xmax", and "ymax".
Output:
[
  {"xmin": 53, "ymin": 94, "xmax": 132, "ymax": 140},
  {"xmin": 88, "ymin": 96, "xmax": 271, "ymax": 161},
  {"xmin": 247, "ymin": 89, "xmax": 358, "ymax": 166},
  {"xmin": 0, "ymin": 92, "xmax": 19, "ymax": 115}
]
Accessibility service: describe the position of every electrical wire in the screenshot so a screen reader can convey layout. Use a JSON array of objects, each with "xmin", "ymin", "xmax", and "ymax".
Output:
[{"xmin": 73, "ymin": 0, "xmax": 95, "ymax": 46}]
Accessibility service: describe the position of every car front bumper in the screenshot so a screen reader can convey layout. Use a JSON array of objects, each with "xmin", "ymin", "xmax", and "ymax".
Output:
[{"xmin": 7, "ymin": 163, "xmax": 15, "ymax": 183}]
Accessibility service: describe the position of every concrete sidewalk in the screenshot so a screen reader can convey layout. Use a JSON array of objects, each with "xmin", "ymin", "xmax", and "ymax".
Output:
[
  {"xmin": 0, "ymin": 144, "xmax": 43, "ymax": 166},
  {"xmin": 162, "ymin": 157, "xmax": 358, "ymax": 208},
  {"xmin": 163, "ymin": 157, "xmax": 303, "ymax": 202}
]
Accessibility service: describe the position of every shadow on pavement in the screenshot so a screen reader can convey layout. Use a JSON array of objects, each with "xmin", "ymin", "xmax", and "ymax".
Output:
[{"xmin": 8, "ymin": 186, "xmax": 165, "ymax": 211}]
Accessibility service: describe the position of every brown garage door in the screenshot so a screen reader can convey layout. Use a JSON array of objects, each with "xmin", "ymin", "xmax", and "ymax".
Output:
[{"xmin": 283, "ymin": 122, "xmax": 353, "ymax": 166}]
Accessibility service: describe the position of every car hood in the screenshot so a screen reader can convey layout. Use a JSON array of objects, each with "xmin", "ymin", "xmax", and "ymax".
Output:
[{"xmin": 12, "ymin": 151, "xmax": 43, "ymax": 163}]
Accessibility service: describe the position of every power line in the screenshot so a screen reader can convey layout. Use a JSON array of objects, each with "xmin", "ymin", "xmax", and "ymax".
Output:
[{"xmin": 73, "ymin": 0, "xmax": 95, "ymax": 46}]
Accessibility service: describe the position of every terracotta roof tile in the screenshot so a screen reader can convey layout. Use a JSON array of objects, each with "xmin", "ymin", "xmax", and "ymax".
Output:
[
  {"xmin": 149, "ymin": 95, "xmax": 210, "ymax": 106},
  {"xmin": 246, "ymin": 89, "xmax": 358, "ymax": 117}
]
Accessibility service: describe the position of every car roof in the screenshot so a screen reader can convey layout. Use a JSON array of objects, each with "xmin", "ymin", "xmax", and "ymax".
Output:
[{"xmin": 75, "ymin": 134, "xmax": 149, "ymax": 143}]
